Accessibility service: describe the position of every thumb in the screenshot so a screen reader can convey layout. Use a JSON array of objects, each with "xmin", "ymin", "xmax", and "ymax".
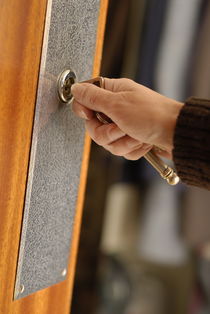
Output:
[{"xmin": 71, "ymin": 82, "xmax": 115, "ymax": 113}]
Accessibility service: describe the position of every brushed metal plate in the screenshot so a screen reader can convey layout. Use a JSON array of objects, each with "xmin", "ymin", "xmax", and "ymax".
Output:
[{"xmin": 14, "ymin": 0, "xmax": 100, "ymax": 299}]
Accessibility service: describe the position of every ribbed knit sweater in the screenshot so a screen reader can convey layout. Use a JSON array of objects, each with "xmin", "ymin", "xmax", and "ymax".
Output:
[{"xmin": 173, "ymin": 97, "xmax": 210, "ymax": 190}]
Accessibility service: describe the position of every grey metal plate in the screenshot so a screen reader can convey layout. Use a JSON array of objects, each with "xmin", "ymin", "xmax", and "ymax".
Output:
[{"xmin": 14, "ymin": 0, "xmax": 101, "ymax": 299}]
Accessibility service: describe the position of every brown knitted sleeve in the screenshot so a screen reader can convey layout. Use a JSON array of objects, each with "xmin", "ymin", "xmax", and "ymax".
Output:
[{"xmin": 173, "ymin": 97, "xmax": 210, "ymax": 190}]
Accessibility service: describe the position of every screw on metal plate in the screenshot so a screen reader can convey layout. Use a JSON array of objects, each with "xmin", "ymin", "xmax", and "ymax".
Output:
[
  {"xmin": 19, "ymin": 284, "xmax": 25, "ymax": 294},
  {"xmin": 61, "ymin": 268, "xmax": 67, "ymax": 277},
  {"xmin": 57, "ymin": 69, "xmax": 77, "ymax": 103},
  {"xmin": 14, "ymin": 284, "xmax": 25, "ymax": 299}
]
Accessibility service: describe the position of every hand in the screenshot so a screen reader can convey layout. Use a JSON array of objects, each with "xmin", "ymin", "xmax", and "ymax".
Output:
[{"xmin": 71, "ymin": 78, "xmax": 183, "ymax": 160}]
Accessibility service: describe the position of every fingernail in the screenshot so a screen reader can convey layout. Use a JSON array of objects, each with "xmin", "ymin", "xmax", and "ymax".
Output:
[{"xmin": 79, "ymin": 109, "xmax": 89, "ymax": 120}]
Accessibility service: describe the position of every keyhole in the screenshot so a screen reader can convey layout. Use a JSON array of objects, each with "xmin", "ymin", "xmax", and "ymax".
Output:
[{"xmin": 57, "ymin": 69, "xmax": 77, "ymax": 103}]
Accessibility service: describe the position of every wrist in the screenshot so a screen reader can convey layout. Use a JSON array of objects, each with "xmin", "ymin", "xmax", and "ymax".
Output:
[{"xmin": 157, "ymin": 99, "xmax": 184, "ymax": 152}]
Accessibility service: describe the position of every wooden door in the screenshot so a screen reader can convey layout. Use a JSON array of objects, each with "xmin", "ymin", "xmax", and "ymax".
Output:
[{"xmin": 0, "ymin": 0, "xmax": 108, "ymax": 313}]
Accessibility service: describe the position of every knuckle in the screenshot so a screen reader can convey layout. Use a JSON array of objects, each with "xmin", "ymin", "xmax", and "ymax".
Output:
[
  {"xmin": 102, "ymin": 93, "xmax": 118, "ymax": 114},
  {"xmin": 119, "ymin": 78, "xmax": 136, "ymax": 90},
  {"xmin": 88, "ymin": 89, "xmax": 99, "ymax": 106},
  {"xmin": 97, "ymin": 124, "xmax": 116, "ymax": 145},
  {"xmin": 108, "ymin": 147, "xmax": 122, "ymax": 156},
  {"xmin": 92, "ymin": 130, "xmax": 103, "ymax": 145},
  {"xmin": 124, "ymin": 154, "xmax": 139, "ymax": 161},
  {"xmin": 105, "ymin": 124, "xmax": 117, "ymax": 142},
  {"xmin": 108, "ymin": 145, "xmax": 121, "ymax": 156},
  {"xmin": 79, "ymin": 85, "xmax": 88, "ymax": 102},
  {"xmin": 91, "ymin": 127, "xmax": 107, "ymax": 146},
  {"xmin": 88, "ymin": 88, "xmax": 113, "ymax": 111},
  {"xmin": 111, "ymin": 144, "xmax": 127, "ymax": 156},
  {"xmin": 124, "ymin": 149, "xmax": 143, "ymax": 160},
  {"xmin": 92, "ymin": 124, "xmax": 115, "ymax": 146},
  {"xmin": 105, "ymin": 94, "xmax": 123, "ymax": 117},
  {"xmin": 122, "ymin": 78, "xmax": 133, "ymax": 85}
]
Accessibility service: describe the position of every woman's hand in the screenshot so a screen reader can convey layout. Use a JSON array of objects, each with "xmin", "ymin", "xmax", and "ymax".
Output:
[{"xmin": 71, "ymin": 78, "xmax": 183, "ymax": 160}]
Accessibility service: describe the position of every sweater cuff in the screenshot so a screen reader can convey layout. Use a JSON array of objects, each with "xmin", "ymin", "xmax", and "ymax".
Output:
[{"xmin": 173, "ymin": 97, "xmax": 210, "ymax": 189}]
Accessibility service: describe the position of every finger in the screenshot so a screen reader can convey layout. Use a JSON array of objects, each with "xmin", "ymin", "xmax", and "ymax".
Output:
[
  {"xmin": 103, "ymin": 78, "xmax": 137, "ymax": 92},
  {"xmin": 124, "ymin": 144, "xmax": 153, "ymax": 160},
  {"xmin": 85, "ymin": 118, "xmax": 125, "ymax": 146},
  {"xmin": 104, "ymin": 136, "xmax": 143, "ymax": 156},
  {"xmin": 72, "ymin": 99, "xmax": 94, "ymax": 120},
  {"xmin": 71, "ymin": 82, "xmax": 117, "ymax": 114}
]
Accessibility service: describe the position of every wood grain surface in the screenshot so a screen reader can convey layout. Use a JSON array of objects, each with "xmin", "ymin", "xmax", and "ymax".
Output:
[{"xmin": 0, "ymin": 0, "xmax": 108, "ymax": 313}]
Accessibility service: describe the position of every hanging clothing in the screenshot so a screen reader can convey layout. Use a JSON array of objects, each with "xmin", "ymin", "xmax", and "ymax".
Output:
[
  {"xmin": 191, "ymin": 1, "xmax": 210, "ymax": 98},
  {"xmin": 155, "ymin": 0, "xmax": 202, "ymax": 101},
  {"xmin": 135, "ymin": 0, "xmax": 169, "ymax": 88},
  {"xmin": 179, "ymin": 2, "xmax": 210, "ymax": 246},
  {"xmin": 138, "ymin": 178, "xmax": 188, "ymax": 265},
  {"xmin": 121, "ymin": 0, "xmax": 146, "ymax": 79}
]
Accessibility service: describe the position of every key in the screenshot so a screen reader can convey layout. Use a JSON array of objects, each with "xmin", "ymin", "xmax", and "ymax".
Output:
[{"xmin": 84, "ymin": 77, "xmax": 180, "ymax": 186}]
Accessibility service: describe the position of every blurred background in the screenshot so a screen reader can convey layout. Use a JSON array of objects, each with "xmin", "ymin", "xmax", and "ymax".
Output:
[{"xmin": 72, "ymin": 1, "xmax": 210, "ymax": 313}]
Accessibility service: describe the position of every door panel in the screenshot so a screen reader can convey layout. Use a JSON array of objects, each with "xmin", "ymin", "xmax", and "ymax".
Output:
[
  {"xmin": 0, "ymin": 0, "xmax": 108, "ymax": 312},
  {"xmin": 14, "ymin": 0, "xmax": 101, "ymax": 300}
]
